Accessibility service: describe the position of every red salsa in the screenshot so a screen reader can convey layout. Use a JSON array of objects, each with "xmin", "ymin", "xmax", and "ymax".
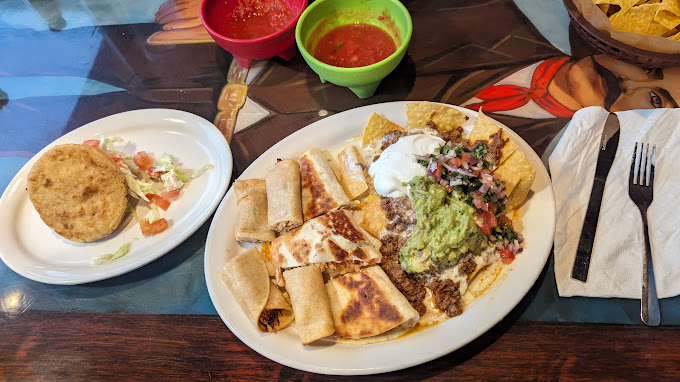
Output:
[
  {"xmin": 206, "ymin": 0, "xmax": 294, "ymax": 40},
  {"xmin": 313, "ymin": 23, "xmax": 397, "ymax": 68}
]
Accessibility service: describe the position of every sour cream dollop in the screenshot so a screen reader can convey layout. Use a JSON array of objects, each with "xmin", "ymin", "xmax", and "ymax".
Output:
[{"xmin": 368, "ymin": 134, "xmax": 445, "ymax": 197}]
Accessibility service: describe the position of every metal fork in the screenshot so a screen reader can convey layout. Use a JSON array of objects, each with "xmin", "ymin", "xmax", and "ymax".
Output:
[{"xmin": 629, "ymin": 142, "xmax": 660, "ymax": 326}]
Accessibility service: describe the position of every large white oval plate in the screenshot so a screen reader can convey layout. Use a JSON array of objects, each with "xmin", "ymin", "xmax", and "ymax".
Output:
[
  {"xmin": 205, "ymin": 102, "xmax": 555, "ymax": 375},
  {"xmin": 0, "ymin": 109, "xmax": 233, "ymax": 285}
]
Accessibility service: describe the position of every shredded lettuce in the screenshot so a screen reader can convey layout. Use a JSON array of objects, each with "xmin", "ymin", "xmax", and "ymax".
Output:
[
  {"xmin": 150, "ymin": 203, "xmax": 161, "ymax": 222},
  {"xmin": 190, "ymin": 164, "xmax": 214, "ymax": 179},
  {"xmin": 125, "ymin": 175, "xmax": 152, "ymax": 202},
  {"xmin": 91, "ymin": 241, "xmax": 134, "ymax": 265},
  {"xmin": 126, "ymin": 203, "xmax": 140, "ymax": 222},
  {"xmin": 96, "ymin": 137, "xmax": 214, "ymax": 236}
]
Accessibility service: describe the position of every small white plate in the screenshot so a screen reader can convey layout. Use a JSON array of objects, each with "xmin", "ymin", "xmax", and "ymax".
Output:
[
  {"xmin": 205, "ymin": 101, "xmax": 555, "ymax": 375},
  {"xmin": 0, "ymin": 109, "xmax": 233, "ymax": 285}
]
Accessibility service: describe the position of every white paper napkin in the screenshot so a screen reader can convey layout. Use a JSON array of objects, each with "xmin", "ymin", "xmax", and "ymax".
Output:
[{"xmin": 550, "ymin": 106, "xmax": 680, "ymax": 299}]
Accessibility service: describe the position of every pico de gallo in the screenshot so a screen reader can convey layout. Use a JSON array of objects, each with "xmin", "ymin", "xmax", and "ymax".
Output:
[{"xmin": 415, "ymin": 139, "xmax": 523, "ymax": 263}]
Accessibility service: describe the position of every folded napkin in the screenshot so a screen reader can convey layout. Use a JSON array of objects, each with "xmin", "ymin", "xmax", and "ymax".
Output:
[{"xmin": 550, "ymin": 107, "xmax": 680, "ymax": 299}]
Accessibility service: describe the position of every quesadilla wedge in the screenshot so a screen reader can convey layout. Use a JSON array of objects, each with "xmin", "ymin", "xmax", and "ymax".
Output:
[
  {"xmin": 271, "ymin": 209, "xmax": 381, "ymax": 271},
  {"xmin": 325, "ymin": 266, "xmax": 419, "ymax": 340},
  {"xmin": 299, "ymin": 149, "xmax": 350, "ymax": 220}
]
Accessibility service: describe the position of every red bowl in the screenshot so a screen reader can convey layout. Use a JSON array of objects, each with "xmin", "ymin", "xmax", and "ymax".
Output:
[{"xmin": 201, "ymin": 0, "xmax": 307, "ymax": 68}]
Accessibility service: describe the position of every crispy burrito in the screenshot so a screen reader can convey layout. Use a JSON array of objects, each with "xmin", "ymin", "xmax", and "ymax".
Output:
[
  {"xmin": 222, "ymin": 247, "xmax": 294, "ymax": 332},
  {"xmin": 325, "ymin": 266, "xmax": 419, "ymax": 339},
  {"xmin": 299, "ymin": 149, "xmax": 350, "ymax": 220},
  {"xmin": 271, "ymin": 209, "xmax": 381, "ymax": 270},
  {"xmin": 265, "ymin": 159, "xmax": 303, "ymax": 232},
  {"xmin": 234, "ymin": 179, "xmax": 275, "ymax": 242},
  {"xmin": 282, "ymin": 265, "xmax": 335, "ymax": 345}
]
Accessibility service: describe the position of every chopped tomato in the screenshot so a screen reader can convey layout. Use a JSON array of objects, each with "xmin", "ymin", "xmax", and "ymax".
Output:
[
  {"xmin": 106, "ymin": 152, "xmax": 128, "ymax": 170},
  {"xmin": 461, "ymin": 152, "xmax": 471, "ymax": 163},
  {"xmin": 145, "ymin": 193, "xmax": 171, "ymax": 211},
  {"xmin": 160, "ymin": 189, "xmax": 180, "ymax": 200},
  {"xmin": 449, "ymin": 158, "xmax": 463, "ymax": 167},
  {"xmin": 432, "ymin": 162, "xmax": 442, "ymax": 178},
  {"xmin": 133, "ymin": 151, "xmax": 155, "ymax": 169},
  {"xmin": 83, "ymin": 139, "xmax": 100, "ymax": 148},
  {"xmin": 147, "ymin": 168, "xmax": 166, "ymax": 179},
  {"xmin": 500, "ymin": 247, "xmax": 515, "ymax": 264},
  {"xmin": 498, "ymin": 215, "xmax": 514, "ymax": 229},
  {"xmin": 476, "ymin": 211, "xmax": 497, "ymax": 235},
  {"xmin": 140, "ymin": 218, "xmax": 169, "ymax": 236}
]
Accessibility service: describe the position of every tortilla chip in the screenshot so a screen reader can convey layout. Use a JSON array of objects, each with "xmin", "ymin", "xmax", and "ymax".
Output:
[
  {"xmin": 468, "ymin": 110, "xmax": 517, "ymax": 165},
  {"xmin": 406, "ymin": 102, "xmax": 469, "ymax": 132},
  {"xmin": 594, "ymin": 0, "xmax": 639, "ymax": 13},
  {"xmin": 670, "ymin": 29, "xmax": 680, "ymax": 40},
  {"xmin": 493, "ymin": 165, "xmax": 521, "ymax": 196},
  {"xmin": 362, "ymin": 113, "xmax": 404, "ymax": 146},
  {"xmin": 496, "ymin": 150, "xmax": 535, "ymax": 211},
  {"xmin": 610, "ymin": 4, "xmax": 661, "ymax": 34},
  {"xmin": 355, "ymin": 193, "xmax": 386, "ymax": 238},
  {"xmin": 597, "ymin": 3, "xmax": 611, "ymax": 14},
  {"xmin": 655, "ymin": 0, "xmax": 680, "ymax": 30}
]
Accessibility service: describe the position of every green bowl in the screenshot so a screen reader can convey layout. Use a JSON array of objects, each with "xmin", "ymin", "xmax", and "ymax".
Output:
[{"xmin": 295, "ymin": 0, "xmax": 412, "ymax": 98}]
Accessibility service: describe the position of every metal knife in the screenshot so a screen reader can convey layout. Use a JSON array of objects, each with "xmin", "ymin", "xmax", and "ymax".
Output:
[{"xmin": 571, "ymin": 113, "xmax": 621, "ymax": 282}]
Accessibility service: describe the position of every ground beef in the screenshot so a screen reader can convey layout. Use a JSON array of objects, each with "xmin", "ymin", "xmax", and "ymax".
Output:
[
  {"xmin": 381, "ymin": 196, "xmax": 416, "ymax": 233},
  {"xmin": 437, "ymin": 126, "xmax": 465, "ymax": 144},
  {"xmin": 379, "ymin": 234, "xmax": 427, "ymax": 316},
  {"xmin": 486, "ymin": 128, "xmax": 507, "ymax": 166},
  {"xmin": 457, "ymin": 252, "xmax": 477, "ymax": 278},
  {"xmin": 428, "ymin": 279, "xmax": 463, "ymax": 317},
  {"xmin": 380, "ymin": 130, "xmax": 415, "ymax": 151}
]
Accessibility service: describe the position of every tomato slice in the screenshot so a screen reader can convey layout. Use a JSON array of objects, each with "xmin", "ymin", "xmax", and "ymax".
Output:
[
  {"xmin": 140, "ymin": 218, "xmax": 169, "ymax": 236},
  {"xmin": 83, "ymin": 139, "xmax": 100, "ymax": 148},
  {"xmin": 500, "ymin": 247, "xmax": 515, "ymax": 264},
  {"xmin": 133, "ymin": 151, "xmax": 155, "ymax": 169}
]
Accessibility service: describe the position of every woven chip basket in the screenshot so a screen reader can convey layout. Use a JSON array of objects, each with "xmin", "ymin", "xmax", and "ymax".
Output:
[{"xmin": 563, "ymin": 0, "xmax": 680, "ymax": 67}]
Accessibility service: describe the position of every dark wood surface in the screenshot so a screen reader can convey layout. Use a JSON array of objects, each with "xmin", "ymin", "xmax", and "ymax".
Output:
[{"xmin": 2, "ymin": 310, "xmax": 679, "ymax": 380}]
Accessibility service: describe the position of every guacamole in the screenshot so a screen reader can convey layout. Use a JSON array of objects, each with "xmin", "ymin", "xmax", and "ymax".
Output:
[{"xmin": 400, "ymin": 176, "xmax": 487, "ymax": 273}]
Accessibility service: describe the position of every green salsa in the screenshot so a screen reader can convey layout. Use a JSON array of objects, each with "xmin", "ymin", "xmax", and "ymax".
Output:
[{"xmin": 400, "ymin": 176, "xmax": 487, "ymax": 273}]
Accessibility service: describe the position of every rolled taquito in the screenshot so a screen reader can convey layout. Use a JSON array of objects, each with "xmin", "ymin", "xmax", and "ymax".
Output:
[
  {"xmin": 282, "ymin": 265, "xmax": 335, "ymax": 345},
  {"xmin": 265, "ymin": 160, "xmax": 303, "ymax": 232},
  {"xmin": 234, "ymin": 179, "xmax": 275, "ymax": 242},
  {"xmin": 222, "ymin": 247, "xmax": 294, "ymax": 332}
]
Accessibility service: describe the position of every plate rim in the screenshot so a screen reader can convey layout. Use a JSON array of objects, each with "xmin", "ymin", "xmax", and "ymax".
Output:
[
  {"xmin": 204, "ymin": 101, "xmax": 555, "ymax": 375},
  {"xmin": 0, "ymin": 108, "xmax": 233, "ymax": 285}
]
